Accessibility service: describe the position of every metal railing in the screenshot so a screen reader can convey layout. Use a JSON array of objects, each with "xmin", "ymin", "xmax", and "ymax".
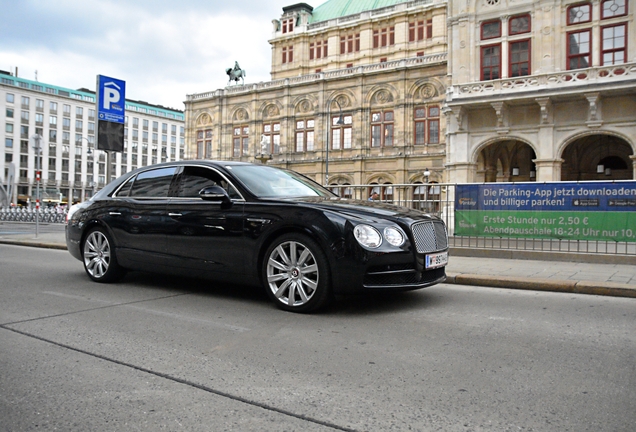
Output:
[
  {"xmin": 0, "ymin": 206, "xmax": 67, "ymax": 223},
  {"xmin": 328, "ymin": 183, "xmax": 636, "ymax": 256}
]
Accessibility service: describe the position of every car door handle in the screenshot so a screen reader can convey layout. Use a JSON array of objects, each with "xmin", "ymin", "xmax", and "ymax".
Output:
[
  {"xmin": 168, "ymin": 213, "xmax": 183, "ymax": 217},
  {"xmin": 109, "ymin": 212, "xmax": 122, "ymax": 216}
]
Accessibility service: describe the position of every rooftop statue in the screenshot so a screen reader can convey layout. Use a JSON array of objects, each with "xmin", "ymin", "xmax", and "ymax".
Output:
[{"xmin": 226, "ymin": 61, "xmax": 246, "ymax": 86}]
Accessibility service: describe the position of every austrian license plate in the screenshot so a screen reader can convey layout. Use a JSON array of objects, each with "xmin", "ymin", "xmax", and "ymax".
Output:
[{"xmin": 425, "ymin": 251, "xmax": 448, "ymax": 269}]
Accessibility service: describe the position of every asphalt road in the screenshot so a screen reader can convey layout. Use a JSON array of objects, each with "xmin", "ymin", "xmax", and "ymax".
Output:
[{"xmin": 1, "ymin": 244, "xmax": 635, "ymax": 431}]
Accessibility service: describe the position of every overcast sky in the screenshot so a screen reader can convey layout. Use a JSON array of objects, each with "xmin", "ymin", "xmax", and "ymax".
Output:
[{"xmin": 0, "ymin": 0, "xmax": 305, "ymax": 111}]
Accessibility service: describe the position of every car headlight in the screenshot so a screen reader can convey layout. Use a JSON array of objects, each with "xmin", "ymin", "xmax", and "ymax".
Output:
[
  {"xmin": 65, "ymin": 203, "xmax": 81, "ymax": 224},
  {"xmin": 354, "ymin": 224, "xmax": 382, "ymax": 248},
  {"xmin": 383, "ymin": 226, "xmax": 405, "ymax": 247}
]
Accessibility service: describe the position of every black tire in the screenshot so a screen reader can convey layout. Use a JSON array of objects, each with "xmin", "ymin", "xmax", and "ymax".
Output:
[
  {"xmin": 82, "ymin": 227, "xmax": 125, "ymax": 283},
  {"xmin": 262, "ymin": 233, "xmax": 332, "ymax": 313}
]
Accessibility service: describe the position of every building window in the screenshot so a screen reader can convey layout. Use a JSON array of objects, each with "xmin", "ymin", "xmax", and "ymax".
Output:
[
  {"xmin": 282, "ymin": 17, "xmax": 294, "ymax": 33},
  {"xmin": 567, "ymin": 30, "xmax": 591, "ymax": 69},
  {"xmin": 282, "ymin": 46, "xmax": 294, "ymax": 63},
  {"xmin": 309, "ymin": 40, "xmax": 328, "ymax": 60},
  {"xmin": 21, "ymin": 96, "xmax": 30, "ymax": 108},
  {"xmin": 409, "ymin": 19, "xmax": 433, "ymax": 42},
  {"xmin": 5, "ymin": 138, "xmax": 13, "ymax": 148},
  {"xmin": 331, "ymin": 115, "xmax": 352, "ymax": 150},
  {"xmin": 481, "ymin": 44, "xmax": 501, "ymax": 80},
  {"xmin": 371, "ymin": 111, "xmax": 394, "ymax": 148},
  {"xmin": 373, "ymin": 26, "xmax": 395, "ymax": 48},
  {"xmin": 233, "ymin": 125, "xmax": 249, "ymax": 157},
  {"xmin": 6, "ymin": 93, "xmax": 14, "ymax": 103},
  {"xmin": 262, "ymin": 122, "xmax": 280, "ymax": 154},
  {"xmin": 509, "ymin": 14, "xmax": 531, "ymax": 35},
  {"xmin": 63, "ymin": 104, "xmax": 71, "ymax": 116},
  {"xmin": 510, "ymin": 40, "xmax": 531, "ymax": 76},
  {"xmin": 414, "ymin": 106, "xmax": 440, "ymax": 145},
  {"xmin": 481, "ymin": 20, "xmax": 501, "ymax": 39},
  {"xmin": 567, "ymin": 3, "xmax": 591, "ymax": 24},
  {"xmin": 196, "ymin": 129, "xmax": 212, "ymax": 159},
  {"xmin": 340, "ymin": 33, "xmax": 360, "ymax": 54},
  {"xmin": 601, "ymin": 0, "xmax": 626, "ymax": 19},
  {"xmin": 601, "ymin": 24, "xmax": 627, "ymax": 65},
  {"xmin": 295, "ymin": 119, "xmax": 315, "ymax": 152}
]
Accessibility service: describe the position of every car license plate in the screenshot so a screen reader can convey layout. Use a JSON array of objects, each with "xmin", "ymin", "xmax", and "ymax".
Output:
[{"xmin": 425, "ymin": 251, "xmax": 448, "ymax": 269}]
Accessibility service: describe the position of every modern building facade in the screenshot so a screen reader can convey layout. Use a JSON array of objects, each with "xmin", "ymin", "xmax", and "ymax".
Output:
[
  {"xmin": 445, "ymin": 0, "xmax": 636, "ymax": 183},
  {"xmin": 1, "ymin": 71, "xmax": 185, "ymax": 206},
  {"xmin": 185, "ymin": 0, "xmax": 450, "ymax": 199},
  {"xmin": 185, "ymin": 0, "xmax": 635, "ymax": 190}
]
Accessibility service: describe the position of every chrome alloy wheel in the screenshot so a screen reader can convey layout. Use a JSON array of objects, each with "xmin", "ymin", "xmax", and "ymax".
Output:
[
  {"xmin": 266, "ymin": 240, "xmax": 319, "ymax": 307},
  {"xmin": 83, "ymin": 230, "xmax": 112, "ymax": 279}
]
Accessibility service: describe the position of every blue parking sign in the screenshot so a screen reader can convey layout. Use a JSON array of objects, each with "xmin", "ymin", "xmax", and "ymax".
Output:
[{"xmin": 96, "ymin": 75, "xmax": 126, "ymax": 124}]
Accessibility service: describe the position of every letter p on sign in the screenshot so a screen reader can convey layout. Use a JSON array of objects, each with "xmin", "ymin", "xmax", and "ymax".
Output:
[{"xmin": 103, "ymin": 83, "xmax": 121, "ymax": 110}]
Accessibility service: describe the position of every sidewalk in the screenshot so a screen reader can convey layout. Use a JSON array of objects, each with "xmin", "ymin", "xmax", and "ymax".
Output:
[{"xmin": 1, "ymin": 224, "xmax": 635, "ymax": 299}]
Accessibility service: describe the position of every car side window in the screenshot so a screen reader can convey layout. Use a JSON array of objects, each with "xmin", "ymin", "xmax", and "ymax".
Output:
[
  {"xmin": 177, "ymin": 166, "xmax": 241, "ymax": 199},
  {"xmin": 129, "ymin": 167, "xmax": 177, "ymax": 198}
]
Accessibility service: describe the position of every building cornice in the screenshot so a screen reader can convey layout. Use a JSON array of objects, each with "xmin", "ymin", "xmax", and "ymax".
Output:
[{"xmin": 186, "ymin": 53, "xmax": 447, "ymax": 103}]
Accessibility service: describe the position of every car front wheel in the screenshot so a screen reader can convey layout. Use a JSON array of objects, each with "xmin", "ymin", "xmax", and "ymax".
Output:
[
  {"xmin": 263, "ymin": 234, "xmax": 332, "ymax": 312},
  {"xmin": 82, "ymin": 227, "xmax": 125, "ymax": 283}
]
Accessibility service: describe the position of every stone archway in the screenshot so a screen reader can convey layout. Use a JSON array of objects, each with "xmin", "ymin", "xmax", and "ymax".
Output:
[
  {"xmin": 561, "ymin": 134, "xmax": 633, "ymax": 181},
  {"xmin": 476, "ymin": 139, "xmax": 537, "ymax": 183}
]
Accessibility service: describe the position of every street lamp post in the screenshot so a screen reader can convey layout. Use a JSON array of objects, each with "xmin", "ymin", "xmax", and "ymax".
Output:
[
  {"xmin": 325, "ymin": 99, "xmax": 345, "ymax": 186},
  {"xmin": 32, "ymin": 134, "xmax": 42, "ymax": 238},
  {"xmin": 76, "ymin": 137, "xmax": 94, "ymax": 201},
  {"xmin": 423, "ymin": 167, "xmax": 430, "ymax": 212}
]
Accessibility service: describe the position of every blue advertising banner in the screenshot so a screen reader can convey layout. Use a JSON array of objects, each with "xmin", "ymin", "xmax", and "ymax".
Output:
[
  {"xmin": 96, "ymin": 75, "xmax": 126, "ymax": 124},
  {"xmin": 455, "ymin": 182, "xmax": 636, "ymax": 242}
]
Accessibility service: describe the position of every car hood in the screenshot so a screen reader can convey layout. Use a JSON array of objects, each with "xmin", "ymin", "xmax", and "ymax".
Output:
[{"xmin": 276, "ymin": 196, "xmax": 439, "ymax": 224}]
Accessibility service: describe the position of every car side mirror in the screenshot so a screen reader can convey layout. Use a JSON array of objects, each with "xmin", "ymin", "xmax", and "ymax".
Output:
[{"xmin": 199, "ymin": 186, "xmax": 232, "ymax": 206}]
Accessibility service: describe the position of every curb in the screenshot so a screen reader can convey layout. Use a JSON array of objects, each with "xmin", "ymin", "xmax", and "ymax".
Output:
[
  {"xmin": 445, "ymin": 273, "xmax": 636, "ymax": 299},
  {"xmin": 0, "ymin": 239, "xmax": 67, "ymax": 251}
]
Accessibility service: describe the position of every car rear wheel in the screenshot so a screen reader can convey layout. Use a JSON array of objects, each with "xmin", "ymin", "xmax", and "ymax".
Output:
[
  {"xmin": 82, "ymin": 227, "xmax": 125, "ymax": 283},
  {"xmin": 263, "ymin": 233, "xmax": 332, "ymax": 313}
]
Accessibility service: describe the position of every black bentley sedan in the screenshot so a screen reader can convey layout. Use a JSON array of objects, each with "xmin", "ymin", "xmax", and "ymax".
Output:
[{"xmin": 66, "ymin": 161, "xmax": 448, "ymax": 312}]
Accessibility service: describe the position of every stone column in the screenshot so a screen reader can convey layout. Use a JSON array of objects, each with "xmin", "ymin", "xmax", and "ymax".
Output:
[{"xmin": 534, "ymin": 158, "xmax": 563, "ymax": 182}]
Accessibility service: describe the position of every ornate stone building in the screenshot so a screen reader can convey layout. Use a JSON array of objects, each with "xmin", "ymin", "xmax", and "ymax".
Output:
[
  {"xmin": 445, "ymin": 0, "xmax": 635, "ymax": 183},
  {"xmin": 184, "ymin": 0, "xmax": 449, "ymax": 195},
  {"xmin": 185, "ymin": 0, "xmax": 635, "ymax": 188}
]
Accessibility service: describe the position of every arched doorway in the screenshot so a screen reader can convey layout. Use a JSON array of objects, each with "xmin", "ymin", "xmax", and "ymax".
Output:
[
  {"xmin": 561, "ymin": 134, "xmax": 633, "ymax": 181},
  {"xmin": 476, "ymin": 139, "xmax": 537, "ymax": 182}
]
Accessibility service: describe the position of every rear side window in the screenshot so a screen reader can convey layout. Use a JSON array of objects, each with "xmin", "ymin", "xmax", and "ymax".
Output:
[{"xmin": 129, "ymin": 167, "xmax": 177, "ymax": 198}]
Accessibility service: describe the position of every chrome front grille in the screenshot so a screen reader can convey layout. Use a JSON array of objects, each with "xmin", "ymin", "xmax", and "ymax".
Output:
[{"xmin": 411, "ymin": 220, "xmax": 448, "ymax": 253}]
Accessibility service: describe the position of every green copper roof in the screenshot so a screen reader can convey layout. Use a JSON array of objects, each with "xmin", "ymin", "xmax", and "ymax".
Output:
[{"xmin": 309, "ymin": 0, "xmax": 409, "ymax": 23}]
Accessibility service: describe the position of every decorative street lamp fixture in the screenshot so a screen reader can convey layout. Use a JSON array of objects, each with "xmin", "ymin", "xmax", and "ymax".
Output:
[
  {"xmin": 255, "ymin": 134, "xmax": 273, "ymax": 164},
  {"xmin": 325, "ymin": 99, "xmax": 345, "ymax": 186}
]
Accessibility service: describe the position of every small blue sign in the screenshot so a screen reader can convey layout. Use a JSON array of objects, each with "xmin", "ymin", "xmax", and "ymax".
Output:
[{"xmin": 97, "ymin": 75, "xmax": 126, "ymax": 124}]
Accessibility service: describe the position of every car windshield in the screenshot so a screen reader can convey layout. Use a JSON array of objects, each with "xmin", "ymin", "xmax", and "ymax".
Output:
[{"xmin": 229, "ymin": 165, "xmax": 335, "ymax": 198}]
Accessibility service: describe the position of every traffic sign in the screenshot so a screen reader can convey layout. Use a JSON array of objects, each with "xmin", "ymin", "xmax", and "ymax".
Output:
[{"xmin": 96, "ymin": 75, "xmax": 126, "ymax": 124}]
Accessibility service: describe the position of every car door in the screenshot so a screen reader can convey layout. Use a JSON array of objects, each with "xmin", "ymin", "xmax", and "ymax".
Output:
[
  {"xmin": 107, "ymin": 166, "xmax": 177, "ymax": 268},
  {"xmin": 164, "ymin": 165, "xmax": 246, "ymax": 277}
]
